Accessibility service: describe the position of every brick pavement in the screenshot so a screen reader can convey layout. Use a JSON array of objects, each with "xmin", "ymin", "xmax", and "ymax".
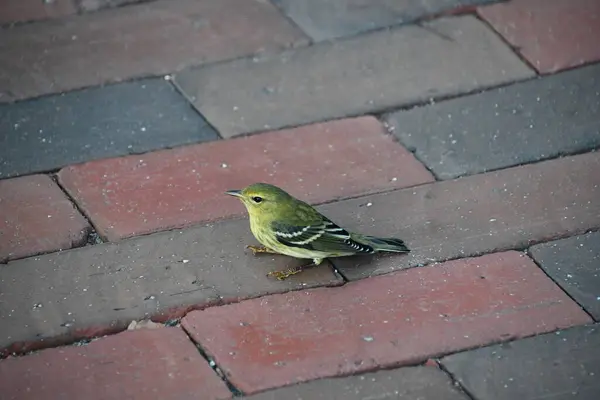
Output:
[
  {"xmin": 0, "ymin": 78, "xmax": 218, "ymax": 178},
  {"xmin": 0, "ymin": 327, "xmax": 232, "ymax": 400},
  {"xmin": 529, "ymin": 232, "xmax": 600, "ymax": 321},
  {"xmin": 182, "ymin": 251, "xmax": 590, "ymax": 394},
  {"xmin": 442, "ymin": 324, "xmax": 600, "ymax": 399},
  {"xmin": 479, "ymin": 0, "xmax": 600, "ymax": 73},
  {"xmin": 270, "ymin": 0, "xmax": 499, "ymax": 41},
  {"xmin": 57, "ymin": 116, "xmax": 433, "ymax": 240},
  {"xmin": 175, "ymin": 15, "xmax": 533, "ymax": 137},
  {"xmin": 1, "ymin": 0, "xmax": 599, "ymax": 398},
  {"xmin": 0, "ymin": 0, "xmax": 77, "ymax": 25},
  {"xmin": 0, "ymin": 175, "xmax": 90, "ymax": 262},
  {"xmin": 0, "ymin": 0, "xmax": 306, "ymax": 103}
]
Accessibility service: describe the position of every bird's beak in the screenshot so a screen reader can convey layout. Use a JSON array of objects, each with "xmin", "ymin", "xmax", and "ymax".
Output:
[{"xmin": 225, "ymin": 189, "xmax": 243, "ymax": 198}]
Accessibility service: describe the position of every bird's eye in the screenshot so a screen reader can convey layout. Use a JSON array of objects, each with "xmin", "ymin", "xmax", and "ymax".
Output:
[{"xmin": 252, "ymin": 196, "xmax": 263, "ymax": 203}]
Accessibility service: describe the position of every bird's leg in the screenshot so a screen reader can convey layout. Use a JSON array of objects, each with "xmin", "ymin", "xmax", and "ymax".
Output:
[
  {"xmin": 267, "ymin": 258, "xmax": 323, "ymax": 281},
  {"xmin": 246, "ymin": 245, "xmax": 279, "ymax": 255}
]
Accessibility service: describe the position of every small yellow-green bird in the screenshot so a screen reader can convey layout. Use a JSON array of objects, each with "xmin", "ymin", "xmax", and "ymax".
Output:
[{"xmin": 226, "ymin": 183, "xmax": 409, "ymax": 280}]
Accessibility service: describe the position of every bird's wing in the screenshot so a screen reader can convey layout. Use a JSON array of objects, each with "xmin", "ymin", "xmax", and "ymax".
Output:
[{"xmin": 271, "ymin": 218, "xmax": 375, "ymax": 254}]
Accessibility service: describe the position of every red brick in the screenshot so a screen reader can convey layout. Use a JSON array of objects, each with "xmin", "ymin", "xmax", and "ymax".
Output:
[
  {"xmin": 0, "ymin": 327, "xmax": 232, "ymax": 400},
  {"xmin": 182, "ymin": 251, "xmax": 591, "ymax": 394},
  {"xmin": 0, "ymin": 0, "xmax": 77, "ymax": 25},
  {"xmin": 479, "ymin": 0, "xmax": 600, "ymax": 73},
  {"xmin": 0, "ymin": 175, "xmax": 90, "ymax": 262},
  {"xmin": 58, "ymin": 117, "xmax": 434, "ymax": 241},
  {"xmin": 0, "ymin": 0, "xmax": 306, "ymax": 103}
]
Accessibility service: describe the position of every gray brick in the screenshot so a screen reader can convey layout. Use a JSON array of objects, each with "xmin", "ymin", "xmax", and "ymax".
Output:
[
  {"xmin": 273, "ymin": 0, "xmax": 498, "ymax": 41},
  {"xmin": 175, "ymin": 15, "xmax": 533, "ymax": 138},
  {"xmin": 441, "ymin": 324, "xmax": 600, "ymax": 400},
  {"xmin": 0, "ymin": 218, "xmax": 341, "ymax": 355},
  {"xmin": 320, "ymin": 152, "xmax": 600, "ymax": 280},
  {"xmin": 245, "ymin": 366, "xmax": 469, "ymax": 400},
  {"xmin": 530, "ymin": 232, "xmax": 600, "ymax": 321},
  {"xmin": 77, "ymin": 0, "xmax": 142, "ymax": 12},
  {"xmin": 0, "ymin": 78, "xmax": 218, "ymax": 178},
  {"xmin": 386, "ymin": 64, "xmax": 600, "ymax": 179}
]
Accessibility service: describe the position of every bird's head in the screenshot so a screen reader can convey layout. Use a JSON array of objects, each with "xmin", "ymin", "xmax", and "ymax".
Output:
[{"xmin": 226, "ymin": 183, "xmax": 293, "ymax": 217}]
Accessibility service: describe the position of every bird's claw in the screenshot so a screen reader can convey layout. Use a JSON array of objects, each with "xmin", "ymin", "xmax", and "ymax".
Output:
[
  {"xmin": 267, "ymin": 262, "xmax": 318, "ymax": 280},
  {"xmin": 246, "ymin": 245, "xmax": 272, "ymax": 255},
  {"xmin": 266, "ymin": 268, "xmax": 302, "ymax": 281}
]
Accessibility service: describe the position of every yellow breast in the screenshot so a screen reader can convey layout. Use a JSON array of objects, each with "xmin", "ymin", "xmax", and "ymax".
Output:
[{"xmin": 249, "ymin": 214, "xmax": 277, "ymax": 248}]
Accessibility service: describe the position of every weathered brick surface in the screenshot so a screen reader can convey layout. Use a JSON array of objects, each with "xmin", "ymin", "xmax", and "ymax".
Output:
[
  {"xmin": 0, "ymin": 78, "xmax": 218, "ymax": 179},
  {"xmin": 0, "ymin": 175, "xmax": 90, "ymax": 262},
  {"xmin": 442, "ymin": 324, "xmax": 600, "ymax": 400},
  {"xmin": 0, "ymin": 218, "xmax": 341, "ymax": 355},
  {"xmin": 246, "ymin": 366, "xmax": 469, "ymax": 399},
  {"xmin": 479, "ymin": 0, "xmax": 600, "ymax": 73},
  {"xmin": 78, "ymin": 0, "xmax": 142, "ymax": 12},
  {"xmin": 5, "ymin": 151, "xmax": 597, "ymax": 356},
  {"xmin": 0, "ymin": 0, "xmax": 306, "ymax": 103},
  {"xmin": 530, "ymin": 232, "xmax": 600, "ymax": 321},
  {"xmin": 182, "ymin": 251, "xmax": 590, "ymax": 394},
  {"xmin": 272, "ymin": 0, "xmax": 498, "ymax": 41},
  {"xmin": 58, "ymin": 117, "xmax": 433, "ymax": 241},
  {"xmin": 386, "ymin": 64, "xmax": 600, "ymax": 179},
  {"xmin": 175, "ymin": 15, "xmax": 533, "ymax": 137},
  {"xmin": 0, "ymin": 327, "xmax": 232, "ymax": 400},
  {"xmin": 320, "ymin": 152, "xmax": 600, "ymax": 280},
  {"xmin": 0, "ymin": 0, "xmax": 77, "ymax": 25}
]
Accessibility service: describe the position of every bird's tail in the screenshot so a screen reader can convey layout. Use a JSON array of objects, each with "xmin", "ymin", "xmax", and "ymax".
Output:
[{"xmin": 358, "ymin": 235, "xmax": 410, "ymax": 253}]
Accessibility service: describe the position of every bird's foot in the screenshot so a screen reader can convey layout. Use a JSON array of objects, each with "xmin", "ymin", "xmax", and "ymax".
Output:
[
  {"xmin": 246, "ymin": 245, "xmax": 277, "ymax": 255},
  {"xmin": 267, "ymin": 268, "xmax": 302, "ymax": 281},
  {"xmin": 267, "ymin": 263, "xmax": 315, "ymax": 281}
]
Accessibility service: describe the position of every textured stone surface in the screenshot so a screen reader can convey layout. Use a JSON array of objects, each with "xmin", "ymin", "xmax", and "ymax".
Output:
[
  {"xmin": 0, "ymin": 78, "xmax": 218, "ymax": 179},
  {"xmin": 0, "ymin": 328, "xmax": 232, "ymax": 400},
  {"xmin": 479, "ymin": 0, "xmax": 600, "ymax": 73},
  {"xmin": 318, "ymin": 152, "xmax": 600, "ymax": 280},
  {"xmin": 442, "ymin": 324, "xmax": 600, "ymax": 400},
  {"xmin": 0, "ymin": 218, "xmax": 341, "ymax": 355},
  {"xmin": 0, "ymin": 0, "xmax": 306, "ymax": 102},
  {"xmin": 182, "ymin": 251, "xmax": 590, "ymax": 394},
  {"xmin": 0, "ymin": 175, "xmax": 90, "ymax": 262},
  {"xmin": 530, "ymin": 232, "xmax": 600, "ymax": 321},
  {"xmin": 175, "ymin": 15, "xmax": 533, "ymax": 137},
  {"xmin": 78, "ymin": 0, "xmax": 143, "ymax": 12},
  {"xmin": 58, "ymin": 117, "xmax": 433, "ymax": 241},
  {"xmin": 246, "ymin": 366, "xmax": 469, "ymax": 399},
  {"xmin": 0, "ymin": 0, "xmax": 77, "ymax": 25},
  {"xmin": 272, "ymin": 0, "xmax": 498, "ymax": 41},
  {"xmin": 386, "ymin": 64, "xmax": 600, "ymax": 179}
]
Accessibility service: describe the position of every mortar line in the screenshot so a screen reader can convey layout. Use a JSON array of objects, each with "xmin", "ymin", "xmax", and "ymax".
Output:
[
  {"xmin": 180, "ymin": 323, "xmax": 244, "ymax": 397},
  {"xmin": 51, "ymin": 172, "xmax": 107, "ymax": 243},
  {"xmin": 526, "ymin": 249, "xmax": 597, "ymax": 322},
  {"xmin": 167, "ymin": 77, "xmax": 225, "ymax": 140},
  {"xmin": 436, "ymin": 360, "xmax": 478, "ymax": 400},
  {"xmin": 473, "ymin": 11, "xmax": 539, "ymax": 73}
]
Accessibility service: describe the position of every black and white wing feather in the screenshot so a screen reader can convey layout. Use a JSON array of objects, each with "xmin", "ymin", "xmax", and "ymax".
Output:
[{"xmin": 271, "ymin": 218, "xmax": 375, "ymax": 254}]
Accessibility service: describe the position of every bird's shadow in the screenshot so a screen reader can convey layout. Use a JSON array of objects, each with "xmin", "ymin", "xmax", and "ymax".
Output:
[{"xmin": 329, "ymin": 251, "xmax": 412, "ymax": 280}]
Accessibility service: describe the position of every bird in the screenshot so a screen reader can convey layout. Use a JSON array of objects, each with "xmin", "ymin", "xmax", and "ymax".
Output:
[{"xmin": 226, "ymin": 183, "xmax": 409, "ymax": 280}]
